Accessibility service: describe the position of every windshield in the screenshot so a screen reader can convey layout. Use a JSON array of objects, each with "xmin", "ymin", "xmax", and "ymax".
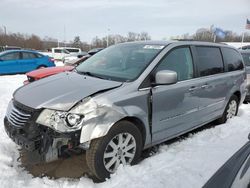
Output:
[
  {"xmin": 76, "ymin": 43, "xmax": 165, "ymax": 82},
  {"xmin": 242, "ymin": 53, "xmax": 250, "ymax": 66}
]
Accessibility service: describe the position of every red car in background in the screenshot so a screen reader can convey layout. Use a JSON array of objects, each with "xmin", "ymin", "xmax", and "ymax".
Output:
[
  {"xmin": 23, "ymin": 55, "xmax": 90, "ymax": 84},
  {"xmin": 23, "ymin": 48, "xmax": 104, "ymax": 84},
  {"xmin": 23, "ymin": 66, "xmax": 74, "ymax": 84}
]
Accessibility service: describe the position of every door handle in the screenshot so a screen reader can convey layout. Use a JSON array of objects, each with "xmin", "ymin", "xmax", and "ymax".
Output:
[
  {"xmin": 201, "ymin": 84, "xmax": 210, "ymax": 89},
  {"xmin": 188, "ymin": 86, "xmax": 199, "ymax": 92}
]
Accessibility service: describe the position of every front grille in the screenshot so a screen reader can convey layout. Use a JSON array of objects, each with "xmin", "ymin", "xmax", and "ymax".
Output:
[{"xmin": 6, "ymin": 100, "xmax": 32, "ymax": 128}]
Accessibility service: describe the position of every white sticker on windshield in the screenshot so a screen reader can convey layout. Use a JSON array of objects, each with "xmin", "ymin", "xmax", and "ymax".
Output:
[{"xmin": 143, "ymin": 45, "xmax": 165, "ymax": 50}]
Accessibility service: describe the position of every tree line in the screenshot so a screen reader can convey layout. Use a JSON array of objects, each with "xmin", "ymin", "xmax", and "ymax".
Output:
[{"xmin": 0, "ymin": 27, "xmax": 249, "ymax": 51}]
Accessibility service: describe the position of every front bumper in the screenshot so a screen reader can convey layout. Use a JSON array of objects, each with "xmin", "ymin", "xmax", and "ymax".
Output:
[
  {"xmin": 4, "ymin": 100, "xmax": 82, "ymax": 164},
  {"xmin": 4, "ymin": 118, "xmax": 40, "ymax": 151}
]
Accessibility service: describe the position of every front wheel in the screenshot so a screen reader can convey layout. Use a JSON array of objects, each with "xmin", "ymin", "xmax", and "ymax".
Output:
[
  {"xmin": 86, "ymin": 120, "xmax": 143, "ymax": 181},
  {"xmin": 216, "ymin": 95, "xmax": 239, "ymax": 124}
]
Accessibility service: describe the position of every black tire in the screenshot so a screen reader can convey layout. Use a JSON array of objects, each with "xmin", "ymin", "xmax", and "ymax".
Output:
[
  {"xmin": 86, "ymin": 120, "xmax": 143, "ymax": 182},
  {"xmin": 216, "ymin": 95, "xmax": 239, "ymax": 124}
]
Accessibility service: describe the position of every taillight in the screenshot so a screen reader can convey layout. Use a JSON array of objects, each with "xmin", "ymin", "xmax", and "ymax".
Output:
[{"xmin": 49, "ymin": 58, "xmax": 55, "ymax": 63}]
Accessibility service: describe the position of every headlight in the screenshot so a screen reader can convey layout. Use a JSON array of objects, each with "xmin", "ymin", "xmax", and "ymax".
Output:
[
  {"xmin": 36, "ymin": 109, "xmax": 84, "ymax": 132},
  {"xmin": 66, "ymin": 113, "xmax": 82, "ymax": 127}
]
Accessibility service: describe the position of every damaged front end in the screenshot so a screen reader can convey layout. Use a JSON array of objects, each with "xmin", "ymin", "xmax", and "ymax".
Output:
[
  {"xmin": 4, "ymin": 100, "xmax": 82, "ymax": 164},
  {"xmin": 4, "ymin": 97, "xmax": 126, "ymax": 165}
]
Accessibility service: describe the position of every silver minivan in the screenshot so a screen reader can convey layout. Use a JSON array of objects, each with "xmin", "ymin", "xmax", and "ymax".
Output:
[{"xmin": 4, "ymin": 41, "xmax": 247, "ymax": 181}]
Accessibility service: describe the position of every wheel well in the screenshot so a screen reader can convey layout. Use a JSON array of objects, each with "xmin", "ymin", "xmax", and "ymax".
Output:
[
  {"xmin": 120, "ymin": 117, "xmax": 146, "ymax": 147},
  {"xmin": 37, "ymin": 65, "xmax": 47, "ymax": 69},
  {"xmin": 233, "ymin": 91, "xmax": 241, "ymax": 101}
]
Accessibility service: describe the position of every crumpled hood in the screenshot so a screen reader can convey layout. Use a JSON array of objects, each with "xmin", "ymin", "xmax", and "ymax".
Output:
[{"xmin": 14, "ymin": 71, "xmax": 122, "ymax": 111}]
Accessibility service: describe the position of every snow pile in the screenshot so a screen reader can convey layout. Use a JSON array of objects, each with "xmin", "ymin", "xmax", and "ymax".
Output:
[{"xmin": 0, "ymin": 75, "xmax": 249, "ymax": 188}]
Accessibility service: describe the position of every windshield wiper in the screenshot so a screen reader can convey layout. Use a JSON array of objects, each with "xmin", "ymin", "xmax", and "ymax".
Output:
[{"xmin": 77, "ymin": 70, "xmax": 105, "ymax": 79}]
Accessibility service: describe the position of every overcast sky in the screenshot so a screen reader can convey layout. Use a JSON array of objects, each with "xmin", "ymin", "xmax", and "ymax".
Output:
[{"xmin": 1, "ymin": 0, "xmax": 250, "ymax": 42}]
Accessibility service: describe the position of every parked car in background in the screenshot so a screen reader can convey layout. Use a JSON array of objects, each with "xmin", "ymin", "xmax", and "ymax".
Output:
[
  {"xmin": 41, "ymin": 47, "xmax": 70, "ymax": 61},
  {"xmin": 41, "ymin": 47, "xmax": 82, "ymax": 61},
  {"xmin": 203, "ymin": 134, "xmax": 250, "ymax": 188},
  {"xmin": 64, "ymin": 55, "xmax": 90, "ymax": 66},
  {"xmin": 87, "ymin": 47, "xmax": 104, "ymax": 55},
  {"xmin": 4, "ymin": 41, "xmax": 247, "ymax": 181},
  {"xmin": 0, "ymin": 46, "xmax": 21, "ymax": 52},
  {"xmin": 64, "ymin": 47, "xmax": 82, "ymax": 54},
  {"xmin": 23, "ymin": 66, "xmax": 74, "ymax": 84},
  {"xmin": 239, "ymin": 45, "xmax": 250, "ymax": 50},
  {"xmin": 0, "ymin": 50, "xmax": 55, "ymax": 75},
  {"xmin": 63, "ymin": 48, "xmax": 103, "ymax": 64},
  {"xmin": 240, "ymin": 50, "xmax": 250, "ymax": 103},
  {"xmin": 63, "ymin": 51, "xmax": 88, "ymax": 64},
  {"xmin": 24, "ymin": 55, "xmax": 90, "ymax": 84}
]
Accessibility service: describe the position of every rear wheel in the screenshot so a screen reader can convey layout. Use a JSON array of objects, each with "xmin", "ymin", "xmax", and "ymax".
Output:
[
  {"xmin": 86, "ymin": 120, "xmax": 142, "ymax": 182},
  {"xmin": 216, "ymin": 95, "xmax": 239, "ymax": 124}
]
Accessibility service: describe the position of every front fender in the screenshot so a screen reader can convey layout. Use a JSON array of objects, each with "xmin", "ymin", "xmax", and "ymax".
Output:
[{"xmin": 75, "ymin": 98, "xmax": 148, "ymax": 144}]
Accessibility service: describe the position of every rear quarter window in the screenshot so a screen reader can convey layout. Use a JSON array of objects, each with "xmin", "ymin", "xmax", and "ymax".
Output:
[
  {"xmin": 222, "ymin": 48, "xmax": 244, "ymax": 71},
  {"xmin": 195, "ymin": 46, "xmax": 224, "ymax": 77}
]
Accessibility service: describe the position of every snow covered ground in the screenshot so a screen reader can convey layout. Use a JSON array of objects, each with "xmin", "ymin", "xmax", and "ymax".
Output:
[{"xmin": 0, "ymin": 75, "xmax": 249, "ymax": 188}]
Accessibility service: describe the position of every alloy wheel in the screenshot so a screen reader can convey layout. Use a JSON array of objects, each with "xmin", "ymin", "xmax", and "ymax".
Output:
[
  {"xmin": 226, "ymin": 100, "xmax": 237, "ymax": 119},
  {"xmin": 103, "ymin": 132, "xmax": 136, "ymax": 173}
]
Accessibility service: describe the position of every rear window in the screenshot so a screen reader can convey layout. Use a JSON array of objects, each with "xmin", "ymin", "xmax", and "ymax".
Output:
[
  {"xmin": 196, "ymin": 46, "xmax": 224, "ymax": 77},
  {"xmin": 241, "ymin": 53, "xmax": 250, "ymax": 66},
  {"xmin": 222, "ymin": 48, "xmax": 244, "ymax": 71}
]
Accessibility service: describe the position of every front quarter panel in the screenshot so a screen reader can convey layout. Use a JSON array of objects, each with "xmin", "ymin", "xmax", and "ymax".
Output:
[{"xmin": 74, "ymin": 88, "xmax": 151, "ymax": 148}]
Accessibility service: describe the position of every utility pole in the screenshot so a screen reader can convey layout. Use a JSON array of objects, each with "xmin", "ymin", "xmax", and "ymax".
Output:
[
  {"xmin": 3, "ymin": 25, "xmax": 6, "ymax": 35},
  {"xmin": 107, "ymin": 28, "xmax": 110, "ymax": 47},
  {"xmin": 63, "ymin": 25, "xmax": 66, "ymax": 47}
]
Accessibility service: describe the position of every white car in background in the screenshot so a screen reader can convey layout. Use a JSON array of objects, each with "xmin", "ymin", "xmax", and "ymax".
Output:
[
  {"xmin": 63, "ymin": 51, "xmax": 88, "ymax": 64},
  {"xmin": 41, "ymin": 47, "xmax": 82, "ymax": 61}
]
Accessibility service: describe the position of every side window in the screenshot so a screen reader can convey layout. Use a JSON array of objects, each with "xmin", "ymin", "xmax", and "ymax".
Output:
[
  {"xmin": 0, "ymin": 52, "xmax": 20, "ymax": 61},
  {"xmin": 66, "ymin": 49, "xmax": 79, "ymax": 53},
  {"xmin": 54, "ymin": 49, "xmax": 62, "ymax": 53},
  {"xmin": 196, "ymin": 46, "xmax": 224, "ymax": 77},
  {"xmin": 22, "ymin": 52, "xmax": 37, "ymax": 59},
  {"xmin": 36, "ymin": 53, "xmax": 43, "ymax": 58},
  {"xmin": 155, "ymin": 47, "xmax": 194, "ymax": 81},
  {"xmin": 222, "ymin": 48, "xmax": 244, "ymax": 71}
]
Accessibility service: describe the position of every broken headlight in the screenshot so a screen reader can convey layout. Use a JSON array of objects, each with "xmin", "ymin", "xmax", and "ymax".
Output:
[{"xmin": 36, "ymin": 109, "xmax": 84, "ymax": 132}]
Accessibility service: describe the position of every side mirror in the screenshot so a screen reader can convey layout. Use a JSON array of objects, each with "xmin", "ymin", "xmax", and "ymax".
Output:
[
  {"xmin": 248, "ymin": 133, "xmax": 250, "ymax": 140},
  {"xmin": 155, "ymin": 70, "xmax": 177, "ymax": 85}
]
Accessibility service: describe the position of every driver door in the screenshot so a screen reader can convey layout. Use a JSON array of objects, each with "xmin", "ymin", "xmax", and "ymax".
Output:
[{"xmin": 152, "ymin": 47, "xmax": 202, "ymax": 143}]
